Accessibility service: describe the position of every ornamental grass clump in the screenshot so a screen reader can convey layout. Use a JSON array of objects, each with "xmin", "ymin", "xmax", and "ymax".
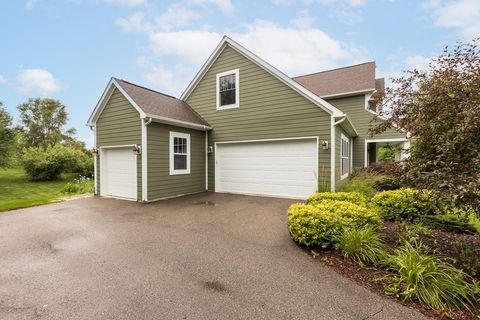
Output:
[
  {"xmin": 335, "ymin": 225, "xmax": 388, "ymax": 267},
  {"xmin": 385, "ymin": 241, "xmax": 480, "ymax": 311},
  {"xmin": 287, "ymin": 200, "xmax": 380, "ymax": 248},
  {"xmin": 306, "ymin": 192, "xmax": 368, "ymax": 208}
]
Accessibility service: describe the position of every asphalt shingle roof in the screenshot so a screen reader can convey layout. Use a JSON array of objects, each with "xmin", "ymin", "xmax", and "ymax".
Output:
[{"xmin": 114, "ymin": 78, "xmax": 210, "ymax": 127}]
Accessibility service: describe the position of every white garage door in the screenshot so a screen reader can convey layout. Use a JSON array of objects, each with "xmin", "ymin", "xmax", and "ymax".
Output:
[
  {"xmin": 100, "ymin": 147, "xmax": 137, "ymax": 200},
  {"xmin": 215, "ymin": 139, "xmax": 318, "ymax": 199}
]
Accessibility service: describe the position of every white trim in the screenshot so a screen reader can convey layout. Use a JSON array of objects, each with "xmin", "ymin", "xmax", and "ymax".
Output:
[
  {"xmin": 180, "ymin": 36, "xmax": 345, "ymax": 118},
  {"xmin": 169, "ymin": 131, "xmax": 191, "ymax": 175},
  {"xmin": 91, "ymin": 126, "xmax": 98, "ymax": 195},
  {"xmin": 330, "ymin": 117, "xmax": 336, "ymax": 192},
  {"xmin": 141, "ymin": 118, "xmax": 148, "ymax": 202},
  {"xmin": 320, "ymin": 88, "xmax": 376, "ymax": 99},
  {"xmin": 146, "ymin": 113, "xmax": 211, "ymax": 131},
  {"xmin": 205, "ymin": 131, "xmax": 208, "ymax": 191},
  {"xmin": 215, "ymin": 136, "xmax": 319, "ymax": 144},
  {"xmin": 87, "ymin": 78, "xmax": 146, "ymax": 126},
  {"xmin": 340, "ymin": 133, "xmax": 350, "ymax": 180},
  {"xmin": 214, "ymin": 136, "xmax": 319, "ymax": 199},
  {"xmin": 147, "ymin": 191, "xmax": 204, "ymax": 203},
  {"xmin": 99, "ymin": 146, "xmax": 138, "ymax": 201},
  {"xmin": 364, "ymin": 138, "xmax": 409, "ymax": 167},
  {"xmin": 216, "ymin": 68, "xmax": 240, "ymax": 110}
]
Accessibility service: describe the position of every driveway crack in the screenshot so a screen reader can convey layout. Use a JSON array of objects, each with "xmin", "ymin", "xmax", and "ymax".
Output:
[{"xmin": 361, "ymin": 305, "xmax": 385, "ymax": 320}]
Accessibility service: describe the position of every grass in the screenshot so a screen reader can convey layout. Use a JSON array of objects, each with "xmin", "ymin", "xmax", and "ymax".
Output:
[{"xmin": 0, "ymin": 167, "xmax": 93, "ymax": 212}]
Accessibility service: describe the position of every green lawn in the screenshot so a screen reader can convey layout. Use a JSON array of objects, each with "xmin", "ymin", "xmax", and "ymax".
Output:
[{"xmin": 0, "ymin": 168, "xmax": 92, "ymax": 212}]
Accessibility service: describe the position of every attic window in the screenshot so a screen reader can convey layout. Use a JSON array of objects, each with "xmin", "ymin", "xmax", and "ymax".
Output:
[{"xmin": 216, "ymin": 69, "xmax": 239, "ymax": 110}]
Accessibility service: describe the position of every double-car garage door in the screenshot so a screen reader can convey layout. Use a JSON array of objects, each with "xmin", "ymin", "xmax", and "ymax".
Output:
[{"xmin": 215, "ymin": 139, "xmax": 318, "ymax": 199}]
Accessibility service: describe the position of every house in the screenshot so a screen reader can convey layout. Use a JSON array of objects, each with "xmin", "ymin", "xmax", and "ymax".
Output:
[{"xmin": 87, "ymin": 36, "xmax": 408, "ymax": 201}]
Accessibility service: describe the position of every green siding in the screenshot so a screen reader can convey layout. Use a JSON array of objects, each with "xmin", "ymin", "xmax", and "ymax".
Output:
[
  {"xmin": 147, "ymin": 123, "xmax": 206, "ymax": 200},
  {"xmin": 96, "ymin": 88, "xmax": 142, "ymax": 200},
  {"xmin": 186, "ymin": 45, "xmax": 332, "ymax": 192},
  {"xmin": 327, "ymin": 95, "xmax": 406, "ymax": 168}
]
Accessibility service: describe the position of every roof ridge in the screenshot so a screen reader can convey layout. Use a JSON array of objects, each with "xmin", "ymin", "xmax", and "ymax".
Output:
[
  {"xmin": 293, "ymin": 61, "xmax": 376, "ymax": 79},
  {"xmin": 114, "ymin": 77, "xmax": 180, "ymax": 101}
]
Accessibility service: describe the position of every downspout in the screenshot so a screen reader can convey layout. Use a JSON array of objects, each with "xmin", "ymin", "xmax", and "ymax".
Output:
[
  {"xmin": 205, "ymin": 130, "xmax": 208, "ymax": 191},
  {"xmin": 89, "ymin": 125, "xmax": 97, "ymax": 195},
  {"xmin": 330, "ymin": 116, "xmax": 336, "ymax": 192},
  {"xmin": 141, "ymin": 117, "xmax": 152, "ymax": 202}
]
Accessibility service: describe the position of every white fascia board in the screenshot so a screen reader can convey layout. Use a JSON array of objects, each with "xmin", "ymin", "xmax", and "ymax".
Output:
[
  {"xmin": 180, "ymin": 36, "xmax": 345, "ymax": 118},
  {"xmin": 146, "ymin": 113, "xmax": 212, "ymax": 131},
  {"xmin": 321, "ymin": 88, "xmax": 376, "ymax": 100},
  {"xmin": 86, "ymin": 78, "xmax": 146, "ymax": 127}
]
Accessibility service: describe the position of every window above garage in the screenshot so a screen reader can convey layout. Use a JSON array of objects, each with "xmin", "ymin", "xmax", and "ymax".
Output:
[
  {"xmin": 169, "ymin": 131, "xmax": 191, "ymax": 175},
  {"xmin": 216, "ymin": 69, "xmax": 239, "ymax": 110}
]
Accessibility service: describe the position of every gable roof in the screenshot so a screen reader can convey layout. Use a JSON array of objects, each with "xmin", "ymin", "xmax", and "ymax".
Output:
[
  {"xmin": 293, "ymin": 62, "xmax": 377, "ymax": 98},
  {"xmin": 87, "ymin": 78, "xmax": 211, "ymax": 130},
  {"xmin": 180, "ymin": 36, "xmax": 345, "ymax": 118}
]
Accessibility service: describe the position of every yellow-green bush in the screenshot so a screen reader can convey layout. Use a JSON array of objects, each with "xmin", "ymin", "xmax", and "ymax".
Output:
[
  {"xmin": 306, "ymin": 192, "xmax": 368, "ymax": 207},
  {"xmin": 371, "ymin": 188, "xmax": 438, "ymax": 222},
  {"xmin": 287, "ymin": 200, "xmax": 380, "ymax": 248}
]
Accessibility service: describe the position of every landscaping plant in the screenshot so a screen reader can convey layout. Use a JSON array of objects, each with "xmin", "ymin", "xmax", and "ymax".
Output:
[
  {"xmin": 371, "ymin": 188, "xmax": 439, "ymax": 222},
  {"xmin": 287, "ymin": 201, "xmax": 380, "ymax": 248},
  {"xmin": 335, "ymin": 225, "xmax": 388, "ymax": 267},
  {"xmin": 306, "ymin": 191, "xmax": 368, "ymax": 207},
  {"xmin": 337, "ymin": 174, "xmax": 379, "ymax": 199},
  {"xmin": 61, "ymin": 175, "xmax": 93, "ymax": 195},
  {"xmin": 385, "ymin": 241, "xmax": 479, "ymax": 311}
]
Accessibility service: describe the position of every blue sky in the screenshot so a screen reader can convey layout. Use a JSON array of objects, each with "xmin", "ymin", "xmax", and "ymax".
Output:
[{"xmin": 1, "ymin": 0, "xmax": 478, "ymax": 146}]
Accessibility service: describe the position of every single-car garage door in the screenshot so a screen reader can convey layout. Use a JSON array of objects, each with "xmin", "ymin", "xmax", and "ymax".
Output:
[
  {"xmin": 215, "ymin": 139, "xmax": 318, "ymax": 199},
  {"xmin": 100, "ymin": 147, "xmax": 137, "ymax": 200}
]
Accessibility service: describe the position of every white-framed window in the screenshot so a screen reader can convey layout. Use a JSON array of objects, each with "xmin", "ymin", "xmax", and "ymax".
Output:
[
  {"xmin": 216, "ymin": 69, "xmax": 239, "ymax": 110},
  {"xmin": 169, "ymin": 131, "xmax": 191, "ymax": 175},
  {"xmin": 341, "ymin": 134, "xmax": 350, "ymax": 180}
]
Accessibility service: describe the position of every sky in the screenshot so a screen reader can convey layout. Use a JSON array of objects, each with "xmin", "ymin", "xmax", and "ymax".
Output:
[{"xmin": 1, "ymin": 0, "xmax": 479, "ymax": 147}]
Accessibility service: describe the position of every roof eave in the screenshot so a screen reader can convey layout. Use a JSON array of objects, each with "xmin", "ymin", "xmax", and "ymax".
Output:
[{"xmin": 146, "ymin": 113, "xmax": 212, "ymax": 131}]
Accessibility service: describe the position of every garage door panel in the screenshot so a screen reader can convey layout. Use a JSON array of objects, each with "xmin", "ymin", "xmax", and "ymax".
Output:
[
  {"xmin": 216, "ymin": 139, "xmax": 318, "ymax": 199},
  {"xmin": 101, "ymin": 147, "xmax": 137, "ymax": 200}
]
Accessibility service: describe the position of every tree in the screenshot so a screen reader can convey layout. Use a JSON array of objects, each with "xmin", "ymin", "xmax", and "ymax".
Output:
[
  {"xmin": 370, "ymin": 39, "xmax": 480, "ymax": 206},
  {"xmin": 0, "ymin": 102, "xmax": 16, "ymax": 167},
  {"xmin": 18, "ymin": 98, "xmax": 76, "ymax": 149}
]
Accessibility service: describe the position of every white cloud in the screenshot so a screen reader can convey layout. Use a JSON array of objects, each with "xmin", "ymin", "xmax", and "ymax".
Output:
[
  {"xmin": 144, "ymin": 64, "xmax": 195, "ymax": 96},
  {"xmin": 115, "ymin": 12, "xmax": 146, "ymax": 32},
  {"xmin": 290, "ymin": 10, "xmax": 314, "ymax": 29},
  {"xmin": 148, "ymin": 30, "xmax": 222, "ymax": 65},
  {"xmin": 147, "ymin": 21, "xmax": 364, "ymax": 76},
  {"xmin": 305, "ymin": 0, "xmax": 365, "ymax": 24},
  {"xmin": 17, "ymin": 69, "xmax": 61, "ymax": 96},
  {"xmin": 154, "ymin": 4, "xmax": 201, "ymax": 31},
  {"xmin": 306, "ymin": 0, "xmax": 366, "ymax": 6},
  {"xmin": 272, "ymin": 0, "xmax": 293, "ymax": 5},
  {"xmin": 425, "ymin": 0, "xmax": 480, "ymax": 38},
  {"xmin": 405, "ymin": 55, "xmax": 431, "ymax": 71},
  {"xmin": 103, "ymin": 0, "xmax": 146, "ymax": 6},
  {"xmin": 188, "ymin": 0, "xmax": 234, "ymax": 13},
  {"xmin": 0, "ymin": 75, "xmax": 6, "ymax": 85},
  {"xmin": 25, "ymin": 0, "xmax": 38, "ymax": 10}
]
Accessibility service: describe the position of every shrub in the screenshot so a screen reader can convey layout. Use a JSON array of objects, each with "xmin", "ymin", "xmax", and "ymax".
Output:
[
  {"xmin": 337, "ymin": 175, "xmax": 379, "ymax": 200},
  {"xmin": 394, "ymin": 223, "xmax": 432, "ymax": 245},
  {"xmin": 61, "ymin": 176, "xmax": 93, "ymax": 195},
  {"xmin": 385, "ymin": 241, "xmax": 479, "ymax": 311},
  {"xmin": 373, "ymin": 176, "xmax": 402, "ymax": 191},
  {"xmin": 22, "ymin": 144, "xmax": 93, "ymax": 180},
  {"xmin": 335, "ymin": 225, "xmax": 388, "ymax": 266},
  {"xmin": 371, "ymin": 188, "xmax": 439, "ymax": 222},
  {"xmin": 306, "ymin": 192, "xmax": 367, "ymax": 207},
  {"xmin": 287, "ymin": 201, "xmax": 380, "ymax": 248},
  {"xmin": 420, "ymin": 214, "xmax": 477, "ymax": 235}
]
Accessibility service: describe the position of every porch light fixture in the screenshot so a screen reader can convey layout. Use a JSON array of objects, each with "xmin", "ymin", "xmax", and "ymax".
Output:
[
  {"xmin": 91, "ymin": 147, "xmax": 99, "ymax": 155},
  {"xmin": 321, "ymin": 141, "xmax": 329, "ymax": 150},
  {"xmin": 133, "ymin": 144, "xmax": 142, "ymax": 155},
  {"xmin": 207, "ymin": 146, "xmax": 214, "ymax": 153}
]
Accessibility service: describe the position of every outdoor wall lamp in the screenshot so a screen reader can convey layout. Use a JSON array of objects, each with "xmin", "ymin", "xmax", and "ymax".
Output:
[
  {"xmin": 207, "ymin": 146, "xmax": 214, "ymax": 153},
  {"xmin": 91, "ymin": 147, "xmax": 99, "ymax": 155},
  {"xmin": 133, "ymin": 144, "xmax": 142, "ymax": 155},
  {"xmin": 321, "ymin": 141, "xmax": 329, "ymax": 150}
]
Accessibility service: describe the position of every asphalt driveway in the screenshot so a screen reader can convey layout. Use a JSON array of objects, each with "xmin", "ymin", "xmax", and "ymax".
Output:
[{"xmin": 0, "ymin": 192, "xmax": 427, "ymax": 320}]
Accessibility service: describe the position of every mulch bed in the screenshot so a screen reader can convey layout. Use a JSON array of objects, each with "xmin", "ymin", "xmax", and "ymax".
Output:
[{"xmin": 308, "ymin": 222, "xmax": 480, "ymax": 320}]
